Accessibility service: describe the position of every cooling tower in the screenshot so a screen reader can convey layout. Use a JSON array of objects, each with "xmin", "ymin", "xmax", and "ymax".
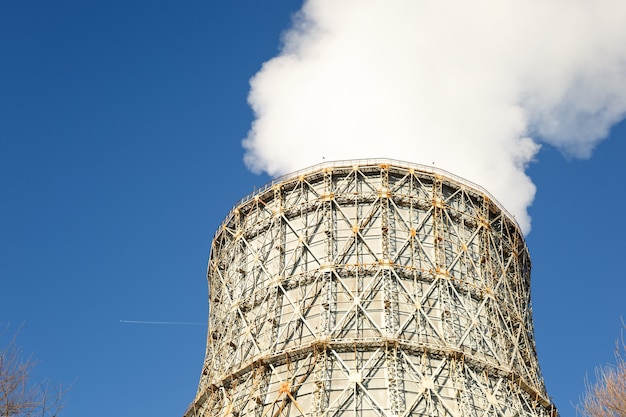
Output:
[{"xmin": 185, "ymin": 159, "xmax": 557, "ymax": 417}]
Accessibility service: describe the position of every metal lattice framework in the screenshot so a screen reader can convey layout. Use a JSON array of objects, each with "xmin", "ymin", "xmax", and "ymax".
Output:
[{"xmin": 185, "ymin": 159, "xmax": 557, "ymax": 417}]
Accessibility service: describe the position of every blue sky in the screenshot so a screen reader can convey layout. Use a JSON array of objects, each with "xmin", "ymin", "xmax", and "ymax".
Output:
[{"xmin": 1, "ymin": 2, "xmax": 624, "ymax": 416}]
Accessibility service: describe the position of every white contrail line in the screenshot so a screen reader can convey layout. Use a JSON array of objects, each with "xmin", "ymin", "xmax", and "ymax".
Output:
[{"xmin": 119, "ymin": 320, "xmax": 206, "ymax": 326}]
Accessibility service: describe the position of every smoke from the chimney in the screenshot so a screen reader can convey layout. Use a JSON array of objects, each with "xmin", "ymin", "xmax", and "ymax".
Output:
[{"xmin": 242, "ymin": 0, "xmax": 626, "ymax": 233}]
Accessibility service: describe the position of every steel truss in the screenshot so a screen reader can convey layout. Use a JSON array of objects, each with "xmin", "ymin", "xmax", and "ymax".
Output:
[{"xmin": 185, "ymin": 160, "xmax": 557, "ymax": 417}]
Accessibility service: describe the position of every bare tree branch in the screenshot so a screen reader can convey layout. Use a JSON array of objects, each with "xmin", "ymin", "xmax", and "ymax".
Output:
[
  {"xmin": 0, "ymin": 327, "xmax": 66, "ymax": 417},
  {"xmin": 578, "ymin": 323, "xmax": 626, "ymax": 417}
]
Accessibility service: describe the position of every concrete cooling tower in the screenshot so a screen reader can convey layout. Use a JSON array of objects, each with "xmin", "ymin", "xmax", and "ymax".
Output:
[{"xmin": 184, "ymin": 159, "xmax": 557, "ymax": 417}]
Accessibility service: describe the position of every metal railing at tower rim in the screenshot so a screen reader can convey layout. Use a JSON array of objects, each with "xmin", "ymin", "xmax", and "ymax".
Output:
[{"xmin": 216, "ymin": 158, "xmax": 520, "ymax": 236}]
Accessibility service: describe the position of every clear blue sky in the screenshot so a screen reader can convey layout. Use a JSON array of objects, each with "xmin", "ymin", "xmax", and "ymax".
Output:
[{"xmin": 1, "ymin": 2, "xmax": 624, "ymax": 416}]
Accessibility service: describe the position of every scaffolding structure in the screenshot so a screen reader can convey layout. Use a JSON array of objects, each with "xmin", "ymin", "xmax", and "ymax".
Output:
[{"xmin": 185, "ymin": 159, "xmax": 557, "ymax": 417}]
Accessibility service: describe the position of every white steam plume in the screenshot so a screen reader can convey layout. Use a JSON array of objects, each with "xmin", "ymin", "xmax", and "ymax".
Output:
[{"xmin": 242, "ymin": 0, "xmax": 626, "ymax": 233}]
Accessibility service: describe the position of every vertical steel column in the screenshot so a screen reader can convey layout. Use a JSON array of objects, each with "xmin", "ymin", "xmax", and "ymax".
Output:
[
  {"xmin": 320, "ymin": 167, "xmax": 336, "ymax": 337},
  {"xmin": 352, "ymin": 166, "xmax": 365, "ymax": 417},
  {"xmin": 380, "ymin": 164, "xmax": 404, "ymax": 416},
  {"xmin": 317, "ymin": 168, "xmax": 336, "ymax": 416},
  {"xmin": 274, "ymin": 185, "xmax": 285, "ymax": 280},
  {"xmin": 432, "ymin": 175, "xmax": 446, "ymax": 273},
  {"xmin": 313, "ymin": 345, "xmax": 330, "ymax": 416}
]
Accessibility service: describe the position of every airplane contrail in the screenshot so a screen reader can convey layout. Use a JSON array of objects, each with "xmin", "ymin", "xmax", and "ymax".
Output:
[{"xmin": 119, "ymin": 320, "xmax": 206, "ymax": 326}]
